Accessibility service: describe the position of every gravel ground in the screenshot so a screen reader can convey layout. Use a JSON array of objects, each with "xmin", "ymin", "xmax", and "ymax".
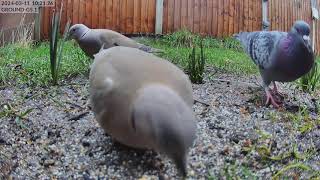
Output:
[{"xmin": 0, "ymin": 67, "xmax": 319, "ymax": 179}]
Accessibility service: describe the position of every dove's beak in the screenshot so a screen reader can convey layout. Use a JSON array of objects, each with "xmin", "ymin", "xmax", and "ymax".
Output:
[{"xmin": 66, "ymin": 31, "xmax": 72, "ymax": 40}]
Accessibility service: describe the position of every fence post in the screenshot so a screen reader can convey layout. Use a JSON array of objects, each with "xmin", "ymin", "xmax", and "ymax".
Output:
[
  {"xmin": 34, "ymin": 7, "xmax": 42, "ymax": 42},
  {"xmin": 262, "ymin": 0, "xmax": 270, "ymax": 30},
  {"xmin": 155, "ymin": 0, "xmax": 164, "ymax": 34},
  {"xmin": 311, "ymin": 0, "xmax": 319, "ymax": 52}
]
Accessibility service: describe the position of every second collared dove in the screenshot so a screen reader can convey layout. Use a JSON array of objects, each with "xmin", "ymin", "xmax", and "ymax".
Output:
[{"xmin": 69, "ymin": 24, "xmax": 161, "ymax": 58}]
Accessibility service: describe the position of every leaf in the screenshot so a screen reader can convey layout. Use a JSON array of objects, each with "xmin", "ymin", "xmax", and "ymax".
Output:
[
  {"xmin": 15, "ymin": 116, "xmax": 27, "ymax": 129},
  {"xmin": 0, "ymin": 110, "xmax": 8, "ymax": 118},
  {"xmin": 18, "ymin": 108, "xmax": 33, "ymax": 118},
  {"xmin": 256, "ymin": 129, "xmax": 272, "ymax": 139}
]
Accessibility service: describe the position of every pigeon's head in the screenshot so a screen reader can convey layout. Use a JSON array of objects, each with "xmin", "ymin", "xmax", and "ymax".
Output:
[
  {"xmin": 292, "ymin": 20, "xmax": 311, "ymax": 43},
  {"xmin": 68, "ymin": 24, "xmax": 90, "ymax": 41},
  {"xmin": 233, "ymin": 32, "xmax": 250, "ymax": 49}
]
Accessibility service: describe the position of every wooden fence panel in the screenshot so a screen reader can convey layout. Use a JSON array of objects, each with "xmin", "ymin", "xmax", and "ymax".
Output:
[
  {"xmin": 40, "ymin": 0, "xmax": 320, "ymax": 54},
  {"xmin": 161, "ymin": 0, "xmax": 262, "ymax": 37},
  {"xmin": 0, "ymin": 14, "xmax": 36, "ymax": 46},
  {"xmin": 268, "ymin": 0, "xmax": 320, "ymax": 53},
  {"xmin": 40, "ymin": 0, "xmax": 156, "ymax": 39},
  {"xmin": 41, "ymin": 0, "xmax": 263, "ymax": 38}
]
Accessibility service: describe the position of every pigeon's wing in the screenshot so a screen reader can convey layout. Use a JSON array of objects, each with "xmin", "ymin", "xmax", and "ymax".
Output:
[{"xmin": 235, "ymin": 31, "xmax": 287, "ymax": 69}]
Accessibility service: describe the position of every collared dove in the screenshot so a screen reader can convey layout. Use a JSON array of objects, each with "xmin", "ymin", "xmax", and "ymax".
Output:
[
  {"xmin": 235, "ymin": 20, "xmax": 314, "ymax": 107},
  {"xmin": 68, "ymin": 24, "xmax": 161, "ymax": 58},
  {"xmin": 89, "ymin": 46, "xmax": 197, "ymax": 177}
]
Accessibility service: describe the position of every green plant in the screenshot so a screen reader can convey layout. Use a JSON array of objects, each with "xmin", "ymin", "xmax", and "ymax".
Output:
[
  {"xmin": 272, "ymin": 163, "xmax": 311, "ymax": 179},
  {"xmin": 218, "ymin": 161, "xmax": 258, "ymax": 179},
  {"xmin": 164, "ymin": 29, "xmax": 198, "ymax": 47},
  {"xmin": 299, "ymin": 60, "xmax": 320, "ymax": 92},
  {"xmin": 138, "ymin": 36, "xmax": 256, "ymax": 75},
  {"xmin": 0, "ymin": 41, "xmax": 89, "ymax": 86},
  {"xmin": 187, "ymin": 40, "xmax": 206, "ymax": 84},
  {"xmin": 280, "ymin": 106, "xmax": 320, "ymax": 134},
  {"xmin": 220, "ymin": 37, "xmax": 244, "ymax": 52},
  {"xmin": 0, "ymin": 102, "xmax": 33, "ymax": 129},
  {"xmin": 49, "ymin": 6, "xmax": 70, "ymax": 85}
]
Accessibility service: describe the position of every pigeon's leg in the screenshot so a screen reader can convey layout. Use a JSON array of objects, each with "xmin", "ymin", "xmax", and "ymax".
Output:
[
  {"xmin": 264, "ymin": 87, "xmax": 281, "ymax": 108},
  {"xmin": 272, "ymin": 82, "xmax": 285, "ymax": 97}
]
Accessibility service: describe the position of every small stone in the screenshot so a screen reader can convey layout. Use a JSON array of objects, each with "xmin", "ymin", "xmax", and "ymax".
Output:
[
  {"xmin": 25, "ymin": 92, "xmax": 33, "ymax": 99},
  {"xmin": 243, "ymin": 139, "xmax": 252, "ymax": 147},
  {"xmin": 158, "ymin": 174, "xmax": 166, "ymax": 180},
  {"xmin": 220, "ymin": 146, "xmax": 230, "ymax": 155},
  {"xmin": 82, "ymin": 140, "xmax": 90, "ymax": 147},
  {"xmin": 43, "ymin": 159, "xmax": 55, "ymax": 167},
  {"xmin": 230, "ymin": 136, "xmax": 240, "ymax": 144},
  {"xmin": 83, "ymin": 173, "xmax": 92, "ymax": 180},
  {"xmin": 217, "ymin": 131, "xmax": 223, "ymax": 138},
  {"xmin": 248, "ymin": 107, "xmax": 255, "ymax": 114},
  {"xmin": 47, "ymin": 129, "xmax": 54, "ymax": 137},
  {"xmin": 189, "ymin": 170, "xmax": 195, "ymax": 176},
  {"xmin": 138, "ymin": 175, "xmax": 149, "ymax": 180},
  {"xmin": 84, "ymin": 130, "xmax": 92, "ymax": 136},
  {"xmin": 0, "ymin": 138, "xmax": 7, "ymax": 145},
  {"xmin": 30, "ymin": 135, "xmax": 40, "ymax": 142}
]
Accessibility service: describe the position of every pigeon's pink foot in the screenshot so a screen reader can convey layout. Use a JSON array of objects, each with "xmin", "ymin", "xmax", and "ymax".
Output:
[
  {"xmin": 265, "ymin": 89, "xmax": 281, "ymax": 108},
  {"xmin": 272, "ymin": 82, "xmax": 285, "ymax": 98}
]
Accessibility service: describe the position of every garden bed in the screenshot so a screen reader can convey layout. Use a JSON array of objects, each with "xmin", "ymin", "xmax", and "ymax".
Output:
[
  {"xmin": 0, "ymin": 34, "xmax": 319, "ymax": 179},
  {"xmin": 0, "ymin": 67, "xmax": 319, "ymax": 179}
]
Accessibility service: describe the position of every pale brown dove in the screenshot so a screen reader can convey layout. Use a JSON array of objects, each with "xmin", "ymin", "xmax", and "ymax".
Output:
[
  {"xmin": 89, "ymin": 46, "xmax": 197, "ymax": 177},
  {"xmin": 68, "ymin": 24, "xmax": 161, "ymax": 58}
]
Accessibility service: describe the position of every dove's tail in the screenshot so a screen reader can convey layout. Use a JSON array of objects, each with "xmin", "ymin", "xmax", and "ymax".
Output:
[{"xmin": 132, "ymin": 84, "xmax": 196, "ymax": 177}]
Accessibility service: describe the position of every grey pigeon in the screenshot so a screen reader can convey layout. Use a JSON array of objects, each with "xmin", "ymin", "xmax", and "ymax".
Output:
[
  {"xmin": 235, "ymin": 20, "xmax": 314, "ymax": 107},
  {"xmin": 68, "ymin": 24, "xmax": 161, "ymax": 58},
  {"xmin": 89, "ymin": 46, "xmax": 197, "ymax": 176}
]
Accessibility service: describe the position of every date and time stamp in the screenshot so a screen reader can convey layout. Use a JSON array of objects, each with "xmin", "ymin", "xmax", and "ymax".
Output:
[{"xmin": 0, "ymin": 0, "xmax": 55, "ymax": 13}]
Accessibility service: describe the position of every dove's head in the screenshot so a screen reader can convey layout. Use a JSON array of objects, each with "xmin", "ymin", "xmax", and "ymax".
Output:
[
  {"xmin": 68, "ymin": 24, "xmax": 90, "ymax": 41},
  {"xmin": 292, "ymin": 20, "xmax": 311, "ymax": 43}
]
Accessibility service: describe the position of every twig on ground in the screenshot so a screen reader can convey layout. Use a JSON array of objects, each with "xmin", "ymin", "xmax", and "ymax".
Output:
[
  {"xmin": 49, "ymin": 95, "xmax": 65, "ymax": 108},
  {"xmin": 65, "ymin": 82, "xmax": 88, "ymax": 86},
  {"xmin": 65, "ymin": 101, "xmax": 85, "ymax": 110},
  {"xmin": 68, "ymin": 111, "xmax": 89, "ymax": 121},
  {"xmin": 193, "ymin": 97, "xmax": 210, "ymax": 106},
  {"xmin": 311, "ymin": 98, "xmax": 318, "ymax": 114},
  {"xmin": 199, "ymin": 107, "xmax": 210, "ymax": 117}
]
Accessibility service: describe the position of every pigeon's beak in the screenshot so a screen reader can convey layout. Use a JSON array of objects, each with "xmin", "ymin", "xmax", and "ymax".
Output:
[
  {"xmin": 303, "ymin": 35, "xmax": 310, "ymax": 42},
  {"xmin": 303, "ymin": 35, "xmax": 313, "ymax": 51}
]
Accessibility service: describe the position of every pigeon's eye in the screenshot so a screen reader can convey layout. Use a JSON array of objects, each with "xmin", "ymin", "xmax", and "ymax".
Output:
[
  {"xmin": 72, "ymin": 29, "xmax": 76, "ymax": 32},
  {"xmin": 306, "ymin": 30, "xmax": 310, "ymax": 35}
]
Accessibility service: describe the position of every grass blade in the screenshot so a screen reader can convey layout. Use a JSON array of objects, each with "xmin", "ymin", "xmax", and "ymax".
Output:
[
  {"xmin": 272, "ymin": 163, "xmax": 311, "ymax": 179},
  {"xmin": 55, "ymin": 20, "xmax": 71, "ymax": 81}
]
